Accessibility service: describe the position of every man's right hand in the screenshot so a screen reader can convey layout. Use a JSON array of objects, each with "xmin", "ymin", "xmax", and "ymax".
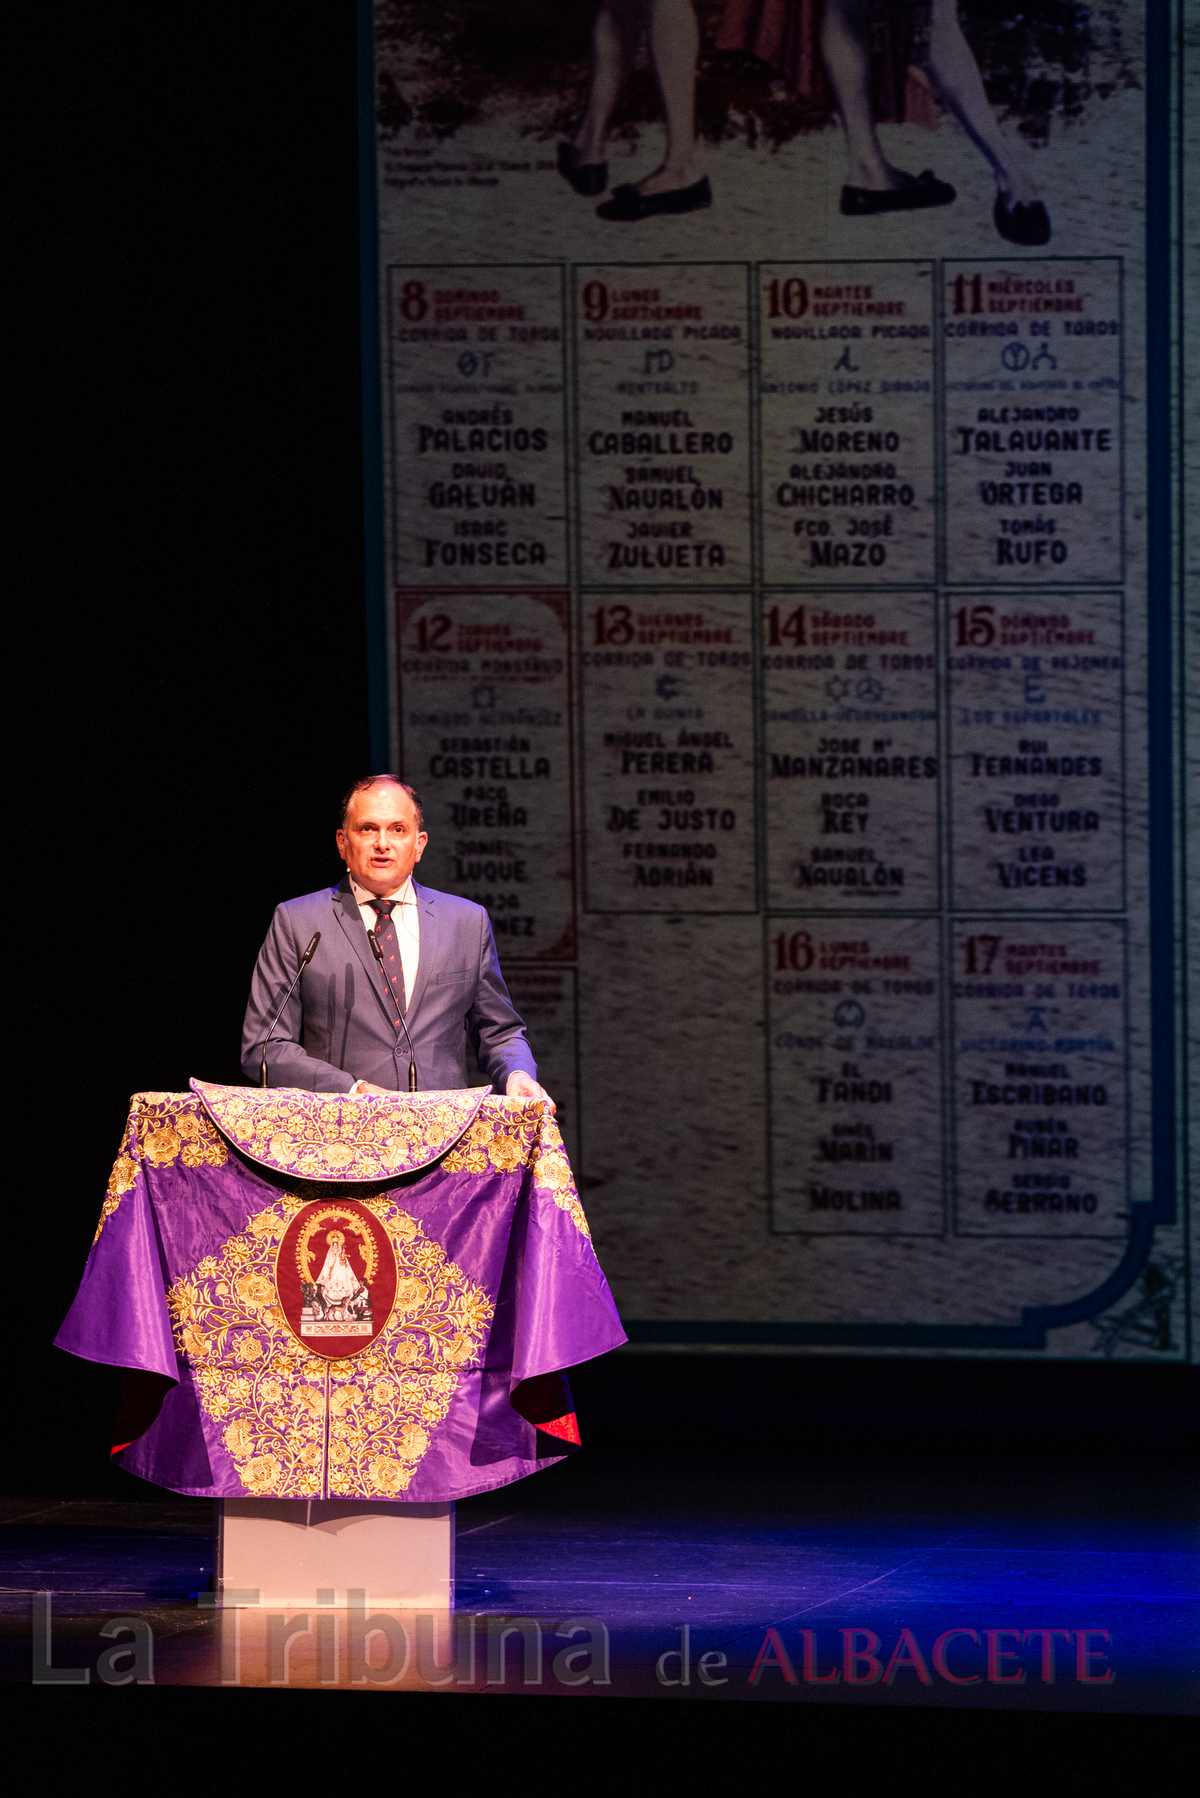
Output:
[{"xmin": 350, "ymin": 1080, "xmax": 394, "ymax": 1096}]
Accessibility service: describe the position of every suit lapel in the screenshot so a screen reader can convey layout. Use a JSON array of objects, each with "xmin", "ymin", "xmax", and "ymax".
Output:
[
  {"xmin": 406, "ymin": 880, "xmax": 438, "ymax": 1019},
  {"xmin": 331, "ymin": 878, "xmax": 394, "ymax": 1025}
]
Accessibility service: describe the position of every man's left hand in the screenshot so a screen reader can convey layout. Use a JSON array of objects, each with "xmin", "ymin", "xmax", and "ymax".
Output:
[{"xmin": 506, "ymin": 1071, "xmax": 556, "ymax": 1114}]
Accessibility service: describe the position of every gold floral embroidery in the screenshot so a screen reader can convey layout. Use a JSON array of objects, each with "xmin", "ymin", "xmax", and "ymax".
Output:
[
  {"xmin": 170, "ymin": 1196, "xmax": 493, "ymax": 1499},
  {"xmin": 487, "ymin": 1135, "xmax": 523, "ymax": 1172},
  {"xmin": 191, "ymin": 1080, "xmax": 489, "ymax": 1182},
  {"xmin": 441, "ymin": 1104, "xmax": 592, "ymax": 1238},
  {"xmin": 143, "ymin": 1127, "xmax": 181, "ymax": 1166},
  {"xmin": 235, "ymin": 1272, "xmax": 275, "ymax": 1308},
  {"xmin": 529, "ymin": 1117, "xmax": 591, "ymax": 1238},
  {"xmin": 93, "ymin": 1094, "xmax": 227, "ymax": 1244},
  {"xmin": 441, "ymin": 1100, "xmax": 536, "ymax": 1175}
]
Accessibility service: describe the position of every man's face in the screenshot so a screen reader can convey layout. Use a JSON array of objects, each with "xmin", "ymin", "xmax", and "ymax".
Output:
[{"xmin": 336, "ymin": 783, "xmax": 427, "ymax": 895}]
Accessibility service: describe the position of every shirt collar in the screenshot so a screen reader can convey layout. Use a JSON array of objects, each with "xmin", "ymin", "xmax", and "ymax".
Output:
[{"xmin": 349, "ymin": 872, "xmax": 416, "ymax": 909}]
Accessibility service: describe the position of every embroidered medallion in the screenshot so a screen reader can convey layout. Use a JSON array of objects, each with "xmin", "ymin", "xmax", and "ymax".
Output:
[{"xmin": 275, "ymin": 1199, "xmax": 397, "ymax": 1358}]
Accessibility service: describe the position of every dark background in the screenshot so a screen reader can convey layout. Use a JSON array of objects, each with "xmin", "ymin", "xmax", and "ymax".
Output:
[
  {"xmin": 14, "ymin": 5, "xmax": 369, "ymax": 1475},
  {"xmin": 11, "ymin": 6, "xmax": 1193, "ymax": 1494}
]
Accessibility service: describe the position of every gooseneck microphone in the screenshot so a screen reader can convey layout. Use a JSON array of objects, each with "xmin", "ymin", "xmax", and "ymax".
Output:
[
  {"xmin": 368, "ymin": 930, "xmax": 419, "ymax": 1092},
  {"xmin": 258, "ymin": 932, "xmax": 321, "ymax": 1088}
]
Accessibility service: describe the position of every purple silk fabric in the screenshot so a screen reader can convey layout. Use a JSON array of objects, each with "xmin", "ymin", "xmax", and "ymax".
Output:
[{"xmin": 56, "ymin": 1089, "xmax": 626, "ymax": 1502}]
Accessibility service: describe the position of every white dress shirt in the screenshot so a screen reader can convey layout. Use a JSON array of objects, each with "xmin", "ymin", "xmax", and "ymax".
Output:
[{"xmin": 346, "ymin": 873, "xmax": 421, "ymax": 1098}]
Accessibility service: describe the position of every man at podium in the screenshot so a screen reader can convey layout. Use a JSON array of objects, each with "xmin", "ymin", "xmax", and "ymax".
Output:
[{"xmin": 241, "ymin": 774, "xmax": 554, "ymax": 1105}]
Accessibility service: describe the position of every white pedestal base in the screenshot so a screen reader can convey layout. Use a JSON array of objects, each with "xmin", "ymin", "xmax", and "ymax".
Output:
[{"xmin": 216, "ymin": 1499, "xmax": 454, "ymax": 1608}]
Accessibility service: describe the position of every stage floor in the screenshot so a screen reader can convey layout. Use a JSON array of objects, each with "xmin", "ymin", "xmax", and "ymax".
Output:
[
  {"xmin": 2, "ymin": 1480, "xmax": 1194, "ymax": 1707},
  {"xmin": 8, "ymin": 1354, "xmax": 1194, "ymax": 1710}
]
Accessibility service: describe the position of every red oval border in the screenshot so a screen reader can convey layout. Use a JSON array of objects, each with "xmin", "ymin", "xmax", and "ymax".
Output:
[{"xmin": 274, "ymin": 1200, "xmax": 398, "ymax": 1360}]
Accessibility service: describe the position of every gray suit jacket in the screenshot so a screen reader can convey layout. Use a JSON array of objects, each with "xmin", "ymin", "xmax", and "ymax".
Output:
[{"xmin": 240, "ymin": 877, "xmax": 537, "ymax": 1093}]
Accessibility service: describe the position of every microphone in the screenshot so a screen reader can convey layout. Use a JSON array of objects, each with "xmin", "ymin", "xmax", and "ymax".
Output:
[
  {"xmin": 368, "ymin": 930, "xmax": 419, "ymax": 1092},
  {"xmin": 258, "ymin": 932, "xmax": 321, "ymax": 1088}
]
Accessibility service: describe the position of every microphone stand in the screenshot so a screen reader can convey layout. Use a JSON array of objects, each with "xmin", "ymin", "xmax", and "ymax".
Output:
[
  {"xmin": 258, "ymin": 932, "xmax": 321, "ymax": 1088},
  {"xmin": 369, "ymin": 931, "xmax": 419, "ymax": 1092}
]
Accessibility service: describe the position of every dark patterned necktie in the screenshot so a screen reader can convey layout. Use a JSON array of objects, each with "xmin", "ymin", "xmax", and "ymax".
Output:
[{"xmin": 367, "ymin": 897, "xmax": 406, "ymax": 1022}]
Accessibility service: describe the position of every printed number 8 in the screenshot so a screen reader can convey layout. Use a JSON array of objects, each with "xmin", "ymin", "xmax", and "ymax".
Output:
[{"xmin": 400, "ymin": 280, "xmax": 427, "ymax": 322}]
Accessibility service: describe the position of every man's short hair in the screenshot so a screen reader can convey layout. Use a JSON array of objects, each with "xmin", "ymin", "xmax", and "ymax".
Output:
[{"xmin": 339, "ymin": 775, "xmax": 425, "ymax": 831}]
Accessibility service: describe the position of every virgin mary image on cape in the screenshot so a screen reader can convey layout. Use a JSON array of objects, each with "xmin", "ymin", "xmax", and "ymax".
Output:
[{"xmin": 307, "ymin": 1230, "xmax": 372, "ymax": 1331}]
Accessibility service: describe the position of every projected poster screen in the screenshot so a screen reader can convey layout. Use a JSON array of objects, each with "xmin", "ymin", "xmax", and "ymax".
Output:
[{"xmin": 365, "ymin": 2, "xmax": 1189, "ymax": 1358}]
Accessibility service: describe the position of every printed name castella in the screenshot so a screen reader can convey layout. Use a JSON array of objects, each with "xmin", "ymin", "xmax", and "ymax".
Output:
[{"xmin": 425, "ymin": 739, "xmax": 550, "ymax": 835}]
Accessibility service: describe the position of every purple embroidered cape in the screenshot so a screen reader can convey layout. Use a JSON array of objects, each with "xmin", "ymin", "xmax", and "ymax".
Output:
[{"xmin": 56, "ymin": 1082, "xmax": 626, "ymax": 1503}]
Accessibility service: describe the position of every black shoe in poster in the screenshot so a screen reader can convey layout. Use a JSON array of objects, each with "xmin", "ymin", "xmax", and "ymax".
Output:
[
  {"xmin": 993, "ymin": 192, "xmax": 1052, "ymax": 244},
  {"xmin": 596, "ymin": 176, "xmax": 713, "ymax": 220},
  {"xmin": 840, "ymin": 169, "xmax": 957, "ymax": 215},
  {"xmin": 557, "ymin": 141, "xmax": 608, "ymax": 197}
]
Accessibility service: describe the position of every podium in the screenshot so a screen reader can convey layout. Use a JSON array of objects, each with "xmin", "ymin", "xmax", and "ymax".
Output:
[
  {"xmin": 57, "ymin": 1081, "xmax": 625, "ymax": 1607},
  {"xmin": 217, "ymin": 1499, "xmax": 453, "ymax": 1608}
]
